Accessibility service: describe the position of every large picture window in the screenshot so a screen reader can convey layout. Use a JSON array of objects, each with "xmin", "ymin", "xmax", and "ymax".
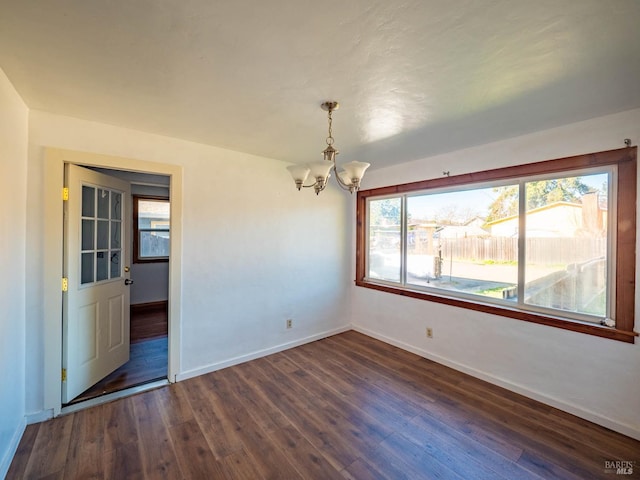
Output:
[
  {"xmin": 356, "ymin": 147, "xmax": 637, "ymax": 343},
  {"xmin": 133, "ymin": 195, "xmax": 170, "ymax": 263}
]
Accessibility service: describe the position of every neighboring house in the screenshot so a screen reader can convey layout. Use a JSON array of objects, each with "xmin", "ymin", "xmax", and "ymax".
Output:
[
  {"xmin": 408, "ymin": 220, "xmax": 489, "ymax": 254},
  {"xmin": 486, "ymin": 193, "xmax": 606, "ymax": 238},
  {"xmin": 405, "ymin": 221, "xmax": 489, "ymax": 278},
  {"xmin": 407, "ymin": 222, "xmax": 438, "ymax": 251}
]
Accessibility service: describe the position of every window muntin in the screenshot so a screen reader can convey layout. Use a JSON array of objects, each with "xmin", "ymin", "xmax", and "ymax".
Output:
[
  {"xmin": 133, "ymin": 196, "xmax": 170, "ymax": 262},
  {"xmin": 356, "ymin": 147, "xmax": 637, "ymax": 342},
  {"xmin": 80, "ymin": 185, "xmax": 123, "ymax": 285}
]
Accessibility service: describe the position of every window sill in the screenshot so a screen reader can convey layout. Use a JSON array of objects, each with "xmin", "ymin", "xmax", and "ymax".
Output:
[
  {"xmin": 355, "ymin": 279, "xmax": 637, "ymax": 343},
  {"xmin": 133, "ymin": 258, "xmax": 169, "ymax": 264}
]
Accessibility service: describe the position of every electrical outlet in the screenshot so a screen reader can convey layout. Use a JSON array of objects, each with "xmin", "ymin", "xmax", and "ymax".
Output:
[
  {"xmin": 286, "ymin": 319, "xmax": 293, "ymax": 329},
  {"xmin": 426, "ymin": 327, "xmax": 433, "ymax": 338}
]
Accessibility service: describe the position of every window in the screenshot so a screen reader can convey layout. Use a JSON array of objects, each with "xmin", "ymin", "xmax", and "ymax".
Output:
[
  {"xmin": 133, "ymin": 195, "xmax": 170, "ymax": 263},
  {"xmin": 356, "ymin": 147, "xmax": 637, "ymax": 343}
]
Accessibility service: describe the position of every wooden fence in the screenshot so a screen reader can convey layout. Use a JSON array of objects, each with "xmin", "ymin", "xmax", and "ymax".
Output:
[{"xmin": 435, "ymin": 237, "xmax": 606, "ymax": 265}]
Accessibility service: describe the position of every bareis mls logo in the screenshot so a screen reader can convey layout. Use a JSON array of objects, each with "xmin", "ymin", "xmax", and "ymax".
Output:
[{"xmin": 604, "ymin": 460, "xmax": 634, "ymax": 475}]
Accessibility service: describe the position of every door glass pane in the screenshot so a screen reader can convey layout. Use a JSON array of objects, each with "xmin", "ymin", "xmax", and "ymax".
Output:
[
  {"xmin": 97, "ymin": 189, "xmax": 110, "ymax": 219},
  {"xmin": 407, "ymin": 186, "xmax": 518, "ymax": 300},
  {"xmin": 111, "ymin": 192, "xmax": 122, "ymax": 220},
  {"xmin": 110, "ymin": 251, "xmax": 121, "ymax": 279},
  {"xmin": 81, "ymin": 252, "xmax": 94, "ymax": 284},
  {"xmin": 111, "ymin": 221, "xmax": 121, "ymax": 249},
  {"xmin": 368, "ymin": 197, "xmax": 402, "ymax": 282},
  {"xmin": 80, "ymin": 185, "xmax": 124, "ymax": 285},
  {"xmin": 524, "ymin": 173, "xmax": 608, "ymax": 318},
  {"xmin": 82, "ymin": 186, "xmax": 95, "ymax": 217},
  {"xmin": 96, "ymin": 251, "xmax": 108, "ymax": 281},
  {"xmin": 81, "ymin": 219, "xmax": 95, "ymax": 251},
  {"xmin": 97, "ymin": 220, "xmax": 109, "ymax": 250}
]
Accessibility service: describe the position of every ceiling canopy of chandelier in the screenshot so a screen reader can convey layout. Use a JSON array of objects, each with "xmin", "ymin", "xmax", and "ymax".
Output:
[{"xmin": 286, "ymin": 101, "xmax": 370, "ymax": 195}]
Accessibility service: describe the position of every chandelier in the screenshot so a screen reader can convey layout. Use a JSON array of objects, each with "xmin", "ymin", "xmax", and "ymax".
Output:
[{"xmin": 286, "ymin": 101, "xmax": 370, "ymax": 195}]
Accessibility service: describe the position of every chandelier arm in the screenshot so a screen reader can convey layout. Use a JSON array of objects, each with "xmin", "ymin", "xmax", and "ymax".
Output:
[{"xmin": 332, "ymin": 164, "xmax": 353, "ymax": 191}]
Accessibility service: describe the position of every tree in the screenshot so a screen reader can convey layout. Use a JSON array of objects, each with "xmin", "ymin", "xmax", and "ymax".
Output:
[
  {"xmin": 370, "ymin": 198, "xmax": 403, "ymax": 226},
  {"xmin": 486, "ymin": 185, "xmax": 518, "ymax": 222},
  {"xmin": 434, "ymin": 204, "xmax": 479, "ymax": 225},
  {"xmin": 486, "ymin": 177, "xmax": 593, "ymax": 223}
]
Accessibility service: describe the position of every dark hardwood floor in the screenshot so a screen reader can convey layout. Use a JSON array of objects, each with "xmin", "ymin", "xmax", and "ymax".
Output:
[
  {"xmin": 130, "ymin": 301, "xmax": 169, "ymax": 342},
  {"xmin": 9, "ymin": 331, "xmax": 640, "ymax": 479},
  {"xmin": 69, "ymin": 337, "xmax": 168, "ymax": 404},
  {"xmin": 67, "ymin": 302, "xmax": 168, "ymax": 405}
]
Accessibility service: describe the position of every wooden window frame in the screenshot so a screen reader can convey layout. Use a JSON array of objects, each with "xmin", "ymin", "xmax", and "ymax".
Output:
[
  {"xmin": 356, "ymin": 147, "xmax": 638, "ymax": 343},
  {"xmin": 133, "ymin": 195, "xmax": 170, "ymax": 264}
]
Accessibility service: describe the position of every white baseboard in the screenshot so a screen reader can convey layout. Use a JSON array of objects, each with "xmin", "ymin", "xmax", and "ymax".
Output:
[
  {"xmin": 176, "ymin": 325, "xmax": 351, "ymax": 382},
  {"xmin": 352, "ymin": 324, "xmax": 640, "ymax": 442},
  {"xmin": 25, "ymin": 408, "xmax": 54, "ymax": 425},
  {"xmin": 0, "ymin": 417, "xmax": 26, "ymax": 480}
]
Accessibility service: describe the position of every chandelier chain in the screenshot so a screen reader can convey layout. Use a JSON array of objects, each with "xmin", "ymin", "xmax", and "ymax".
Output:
[{"xmin": 326, "ymin": 109, "xmax": 334, "ymax": 146}]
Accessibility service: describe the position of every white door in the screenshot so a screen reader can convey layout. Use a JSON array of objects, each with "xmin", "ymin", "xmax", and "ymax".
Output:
[{"xmin": 63, "ymin": 164, "xmax": 132, "ymax": 403}]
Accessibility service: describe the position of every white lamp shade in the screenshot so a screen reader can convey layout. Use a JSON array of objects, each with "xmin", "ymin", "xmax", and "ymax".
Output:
[
  {"xmin": 338, "ymin": 170, "xmax": 352, "ymax": 185},
  {"xmin": 341, "ymin": 161, "xmax": 370, "ymax": 182},
  {"xmin": 308, "ymin": 161, "xmax": 333, "ymax": 180},
  {"xmin": 286, "ymin": 164, "xmax": 310, "ymax": 183}
]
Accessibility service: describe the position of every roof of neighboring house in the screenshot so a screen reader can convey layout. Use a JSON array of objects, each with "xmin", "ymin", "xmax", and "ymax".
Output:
[
  {"xmin": 485, "ymin": 201, "xmax": 582, "ymax": 226},
  {"xmin": 437, "ymin": 224, "xmax": 490, "ymax": 238}
]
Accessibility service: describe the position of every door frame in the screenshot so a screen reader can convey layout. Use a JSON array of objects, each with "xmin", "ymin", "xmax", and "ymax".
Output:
[{"xmin": 44, "ymin": 148, "xmax": 183, "ymax": 415}]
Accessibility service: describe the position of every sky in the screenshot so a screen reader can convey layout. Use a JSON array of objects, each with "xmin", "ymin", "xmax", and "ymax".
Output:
[{"xmin": 406, "ymin": 172, "xmax": 608, "ymax": 222}]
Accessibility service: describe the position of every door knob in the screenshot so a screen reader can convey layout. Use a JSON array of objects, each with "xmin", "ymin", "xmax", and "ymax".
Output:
[{"xmin": 124, "ymin": 279, "xmax": 134, "ymax": 286}]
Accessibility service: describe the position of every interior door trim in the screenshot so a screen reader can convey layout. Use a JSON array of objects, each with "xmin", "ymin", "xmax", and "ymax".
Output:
[{"xmin": 44, "ymin": 148, "xmax": 183, "ymax": 416}]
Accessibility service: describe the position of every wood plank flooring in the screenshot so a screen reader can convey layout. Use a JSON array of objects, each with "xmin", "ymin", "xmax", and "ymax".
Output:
[
  {"xmin": 130, "ymin": 301, "xmax": 169, "ymax": 342},
  {"xmin": 69, "ymin": 337, "xmax": 168, "ymax": 404},
  {"xmin": 9, "ymin": 331, "xmax": 640, "ymax": 479}
]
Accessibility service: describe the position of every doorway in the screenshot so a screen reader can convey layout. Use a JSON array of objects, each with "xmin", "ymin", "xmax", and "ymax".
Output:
[
  {"xmin": 63, "ymin": 166, "xmax": 171, "ymax": 405},
  {"xmin": 43, "ymin": 147, "xmax": 182, "ymax": 416},
  {"xmin": 67, "ymin": 307, "xmax": 168, "ymax": 404}
]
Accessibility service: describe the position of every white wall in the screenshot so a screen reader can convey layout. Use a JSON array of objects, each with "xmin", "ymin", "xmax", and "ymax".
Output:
[
  {"xmin": 0, "ymin": 68, "xmax": 28, "ymax": 477},
  {"xmin": 130, "ymin": 263, "xmax": 169, "ymax": 304},
  {"xmin": 26, "ymin": 110, "xmax": 351, "ymax": 414},
  {"xmin": 351, "ymin": 108, "xmax": 640, "ymax": 439}
]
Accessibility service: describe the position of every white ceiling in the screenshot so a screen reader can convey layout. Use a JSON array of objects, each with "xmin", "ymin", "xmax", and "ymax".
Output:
[{"xmin": 1, "ymin": 1, "xmax": 639, "ymax": 169}]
